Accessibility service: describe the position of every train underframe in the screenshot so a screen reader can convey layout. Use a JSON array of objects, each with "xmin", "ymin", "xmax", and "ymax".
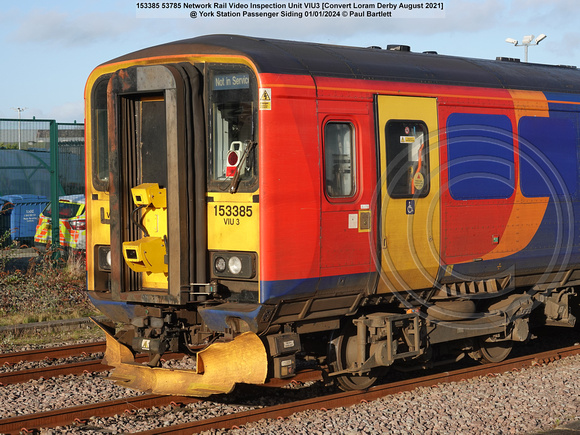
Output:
[{"xmin": 91, "ymin": 271, "xmax": 577, "ymax": 396}]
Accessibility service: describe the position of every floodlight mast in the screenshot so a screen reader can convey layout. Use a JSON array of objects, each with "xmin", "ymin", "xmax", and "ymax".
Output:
[
  {"xmin": 10, "ymin": 107, "xmax": 27, "ymax": 150},
  {"xmin": 505, "ymin": 34, "xmax": 547, "ymax": 62}
]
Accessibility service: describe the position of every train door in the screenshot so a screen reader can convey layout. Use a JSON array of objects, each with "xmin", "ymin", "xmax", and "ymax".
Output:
[
  {"xmin": 318, "ymin": 102, "xmax": 374, "ymax": 291},
  {"xmin": 376, "ymin": 95, "xmax": 440, "ymax": 292},
  {"xmin": 107, "ymin": 64, "xmax": 206, "ymax": 305}
]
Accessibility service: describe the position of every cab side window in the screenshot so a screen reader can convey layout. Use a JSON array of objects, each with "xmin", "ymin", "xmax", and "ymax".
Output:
[
  {"xmin": 385, "ymin": 120, "xmax": 430, "ymax": 198},
  {"xmin": 324, "ymin": 122, "xmax": 355, "ymax": 198},
  {"xmin": 91, "ymin": 76, "xmax": 110, "ymax": 191}
]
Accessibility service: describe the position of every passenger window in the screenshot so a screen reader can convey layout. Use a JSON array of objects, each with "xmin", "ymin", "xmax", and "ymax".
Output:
[
  {"xmin": 519, "ymin": 115, "xmax": 577, "ymax": 198},
  {"xmin": 324, "ymin": 122, "xmax": 355, "ymax": 198},
  {"xmin": 385, "ymin": 121, "xmax": 430, "ymax": 198},
  {"xmin": 447, "ymin": 113, "xmax": 514, "ymax": 200}
]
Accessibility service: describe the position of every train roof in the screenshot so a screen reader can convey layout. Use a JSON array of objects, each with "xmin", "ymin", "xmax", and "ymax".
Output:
[{"xmin": 106, "ymin": 34, "xmax": 580, "ymax": 94}]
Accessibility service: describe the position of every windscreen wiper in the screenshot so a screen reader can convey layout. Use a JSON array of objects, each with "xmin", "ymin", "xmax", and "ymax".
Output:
[{"xmin": 229, "ymin": 140, "xmax": 257, "ymax": 194}]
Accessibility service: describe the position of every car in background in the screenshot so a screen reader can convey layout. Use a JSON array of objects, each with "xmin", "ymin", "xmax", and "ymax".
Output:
[{"xmin": 34, "ymin": 194, "xmax": 86, "ymax": 251}]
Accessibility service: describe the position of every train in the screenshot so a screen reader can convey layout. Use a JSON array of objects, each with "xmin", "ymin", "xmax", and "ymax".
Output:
[{"xmin": 85, "ymin": 34, "xmax": 580, "ymax": 397}]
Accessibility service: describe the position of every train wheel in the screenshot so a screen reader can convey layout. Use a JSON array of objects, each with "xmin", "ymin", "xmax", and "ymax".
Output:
[
  {"xmin": 476, "ymin": 337, "xmax": 513, "ymax": 364},
  {"xmin": 329, "ymin": 322, "xmax": 385, "ymax": 391}
]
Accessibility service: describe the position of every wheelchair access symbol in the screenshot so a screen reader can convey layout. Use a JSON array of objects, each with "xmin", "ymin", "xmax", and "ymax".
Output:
[{"xmin": 406, "ymin": 200, "xmax": 415, "ymax": 215}]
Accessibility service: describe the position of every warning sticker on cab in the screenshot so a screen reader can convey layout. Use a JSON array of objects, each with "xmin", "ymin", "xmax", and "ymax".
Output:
[
  {"xmin": 259, "ymin": 88, "xmax": 271, "ymax": 110},
  {"xmin": 400, "ymin": 136, "xmax": 416, "ymax": 143}
]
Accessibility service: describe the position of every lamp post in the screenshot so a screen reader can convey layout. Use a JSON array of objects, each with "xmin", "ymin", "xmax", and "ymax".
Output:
[
  {"xmin": 505, "ymin": 34, "xmax": 547, "ymax": 62},
  {"xmin": 10, "ymin": 107, "xmax": 27, "ymax": 150}
]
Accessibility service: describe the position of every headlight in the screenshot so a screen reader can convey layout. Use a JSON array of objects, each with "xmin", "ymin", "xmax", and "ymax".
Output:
[
  {"xmin": 228, "ymin": 256, "xmax": 243, "ymax": 275},
  {"xmin": 97, "ymin": 245, "xmax": 112, "ymax": 271},
  {"xmin": 215, "ymin": 256, "xmax": 227, "ymax": 273},
  {"xmin": 211, "ymin": 252, "xmax": 256, "ymax": 279}
]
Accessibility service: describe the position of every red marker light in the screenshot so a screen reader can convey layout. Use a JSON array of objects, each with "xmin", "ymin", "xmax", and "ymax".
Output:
[
  {"xmin": 226, "ymin": 141, "xmax": 244, "ymax": 178},
  {"xmin": 226, "ymin": 151, "xmax": 239, "ymax": 177},
  {"xmin": 228, "ymin": 151, "xmax": 239, "ymax": 166}
]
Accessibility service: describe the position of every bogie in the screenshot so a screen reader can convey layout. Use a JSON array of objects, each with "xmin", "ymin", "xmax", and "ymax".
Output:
[{"xmin": 328, "ymin": 320, "xmax": 387, "ymax": 391}]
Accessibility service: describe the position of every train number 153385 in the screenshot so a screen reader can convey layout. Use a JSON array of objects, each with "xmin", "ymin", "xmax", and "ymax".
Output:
[{"xmin": 213, "ymin": 204, "xmax": 253, "ymax": 218}]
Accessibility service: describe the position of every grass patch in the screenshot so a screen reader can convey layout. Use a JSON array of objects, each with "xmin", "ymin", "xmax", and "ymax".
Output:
[
  {"xmin": 0, "ymin": 231, "xmax": 99, "ymax": 327},
  {"xmin": 0, "ymin": 324, "xmax": 105, "ymax": 350}
]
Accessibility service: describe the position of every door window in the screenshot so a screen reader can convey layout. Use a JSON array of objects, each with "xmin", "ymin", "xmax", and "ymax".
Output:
[
  {"xmin": 324, "ymin": 122, "xmax": 355, "ymax": 198},
  {"xmin": 385, "ymin": 120, "xmax": 430, "ymax": 198}
]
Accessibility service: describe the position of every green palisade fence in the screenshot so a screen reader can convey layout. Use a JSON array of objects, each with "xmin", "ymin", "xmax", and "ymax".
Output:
[{"xmin": 0, "ymin": 118, "xmax": 85, "ymax": 248}]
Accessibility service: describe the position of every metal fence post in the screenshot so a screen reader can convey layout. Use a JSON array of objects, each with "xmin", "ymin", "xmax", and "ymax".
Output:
[{"xmin": 49, "ymin": 120, "xmax": 60, "ymax": 249}]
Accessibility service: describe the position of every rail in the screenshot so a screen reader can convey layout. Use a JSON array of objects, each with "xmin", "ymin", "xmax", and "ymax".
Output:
[{"xmin": 1, "ymin": 344, "xmax": 577, "ymax": 434}]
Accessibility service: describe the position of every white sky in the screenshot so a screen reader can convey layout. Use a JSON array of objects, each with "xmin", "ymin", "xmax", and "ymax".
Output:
[{"xmin": 1, "ymin": 0, "xmax": 579, "ymax": 123}]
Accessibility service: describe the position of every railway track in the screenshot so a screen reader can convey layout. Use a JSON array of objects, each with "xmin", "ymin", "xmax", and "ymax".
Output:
[
  {"xmin": 0, "ymin": 341, "xmax": 106, "ymax": 365},
  {"xmin": 0, "ymin": 341, "xmax": 184, "ymax": 385},
  {"xmin": 0, "ymin": 342, "xmax": 106, "ymax": 385},
  {"xmin": 0, "ymin": 367, "xmax": 322, "ymax": 434},
  {"xmin": 132, "ymin": 344, "xmax": 580, "ymax": 435},
  {"xmin": 0, "ymin": 344, "xmax": 577, "ymax": 434}
]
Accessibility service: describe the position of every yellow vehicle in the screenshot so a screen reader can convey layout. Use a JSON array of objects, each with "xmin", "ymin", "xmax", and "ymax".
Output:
[{"xmin": 34, "ymin": 194, "xmax": 86, "ymax": 250}]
